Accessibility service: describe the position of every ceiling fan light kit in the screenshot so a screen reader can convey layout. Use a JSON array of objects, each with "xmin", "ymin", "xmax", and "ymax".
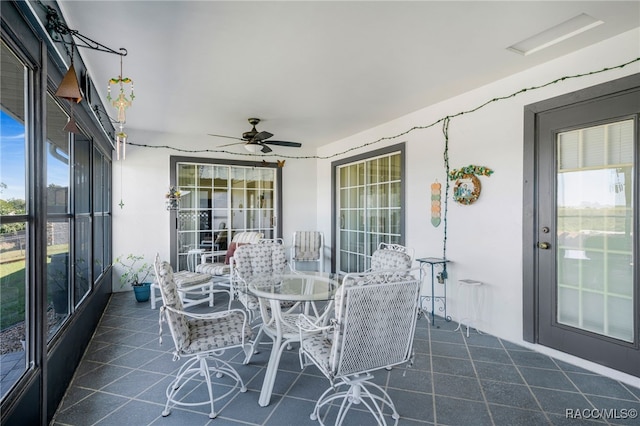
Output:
[
  {"xmin": 210, "ymin": 118, "xmax": 302, "ymax": 154},
  {"xmin": 244, "ymin": 143, "xmax": 263, "ymax": 153}
]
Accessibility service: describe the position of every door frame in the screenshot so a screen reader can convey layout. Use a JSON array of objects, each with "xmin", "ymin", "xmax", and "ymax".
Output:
[
  {"xmin": 330, "ymin": 143, "xmax": 406, "ymax": 274},
  {"xmin": 168, "ymin": 155, "xmax": 283, "ymax": 270},
  {"xmin": 523, "ymin": 73, "xmax": 640, "ymax": 365}
]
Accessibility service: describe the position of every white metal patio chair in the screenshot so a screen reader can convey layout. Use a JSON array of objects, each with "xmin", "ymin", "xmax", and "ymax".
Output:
[
  {"xmin": 150, "ymin": 249, "xmax": 227, "ymax": 310},
  {"xmin": 230, "ymin": 240, "xmax": 289, "ymax": 326},
  {"xmin": 291, "ymin": 231, "xmax": 324, "ymax": 272},
  {"xmin": 297, "ymin": 268, "xmax": 422, "ymax": 426},
  {"xmin": 370, "ymin": 242, "xmax": 414, "ymax": 271},
  {"xmin": 195, "ymin": 231, "xmax": 263, "ymax": 309},
  {"xmin": 154, "ymin": 254, "xmax": 253, "ymax": 419}
]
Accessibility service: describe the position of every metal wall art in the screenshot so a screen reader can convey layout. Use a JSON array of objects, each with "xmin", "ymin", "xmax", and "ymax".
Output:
[{"xmin": 430, "ymin": 180, "xmax": 442, "ymax": 226}]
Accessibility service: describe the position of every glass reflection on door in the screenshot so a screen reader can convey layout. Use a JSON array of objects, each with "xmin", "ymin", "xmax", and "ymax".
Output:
[{"xmin": 556, "ymin": 119, "xmax": 634, "ymax": 342}]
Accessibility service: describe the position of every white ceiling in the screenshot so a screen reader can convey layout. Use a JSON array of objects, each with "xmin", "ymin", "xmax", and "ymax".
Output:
[{"xmin": 56, "ymin": 1, "xmax": 640, "ymax": 152}]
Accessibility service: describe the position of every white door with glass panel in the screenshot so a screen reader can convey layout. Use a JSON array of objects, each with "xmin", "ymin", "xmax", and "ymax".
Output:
[{"xmin": 536, "ymin": 88, "xmax": 638, "ymax": 376}]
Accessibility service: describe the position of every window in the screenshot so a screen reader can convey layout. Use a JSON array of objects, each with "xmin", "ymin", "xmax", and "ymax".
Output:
[
  {"xmin": 74, "ymin": 136, "xmax": 91, "ymax": 306},
  {"xmin": 93, "ymin": 147, "xmax": 111, "ymax": 279},
  {"xmin": 1, "ymin": 2, "xmax": 115, "ymax": 418},
  {"xmin": 45, "ymin": 94, "xmax": 71, "ymax": 340},
  {"xmin": 172, "ymin": 158, "xmax": 281, "ymax": 270},
  {"xmin": 556, "ymin": 119, "xmax": 634, "ymax": 341},
  {"xmin": 0, "ymin": 40, "xmax": 29, "ymax": 398},
  {"xmin": 333, "ymin": 144, "xmax": 405, "ymax": 273}
]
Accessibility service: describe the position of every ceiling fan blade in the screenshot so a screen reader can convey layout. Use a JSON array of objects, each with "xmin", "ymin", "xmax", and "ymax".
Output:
[
  {"xmin": 252, "ymin": 131, "xmax": 273, "ymax": 142},
  {"xmin": 262, "ymin": 140, "xmax": 302, "ymax": 148},
  {"xmin": 260, "ymin": 144, "xmax": 273, "ymax": 153},
  {"xmin": 208, "ymin": 133, "xmax": 245, "ymax": 141},
  {"xmin": 216, "ymin": 141, "xmax": 245, "ymax": 148}
]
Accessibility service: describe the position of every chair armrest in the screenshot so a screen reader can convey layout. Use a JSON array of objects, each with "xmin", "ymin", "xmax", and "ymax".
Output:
[
  {"xmin": 296, "ymin": 313, "xmax": 334, "ymax": 332},
  {"xmin": 161, "ymin": 304, "xmax": 248, "ymax": 323},
  {"xmin": 201, "ymin": 250, "xmax": 227, "ymax": 264}
]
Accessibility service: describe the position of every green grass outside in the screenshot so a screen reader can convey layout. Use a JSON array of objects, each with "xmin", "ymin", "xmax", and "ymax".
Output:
[
  {"xmin": 0, "ymin": 245, "xmax": 69, "ymax": 330},
  {"xmin": 0, "ymin": 260, "xmax": 26, "ymax": 330}
]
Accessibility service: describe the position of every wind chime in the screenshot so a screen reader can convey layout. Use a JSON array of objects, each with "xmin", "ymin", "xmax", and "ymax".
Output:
[
  {"xmin": 47, "ymin": 4, "xmax": 132, "ymax": 159},
  {"xmin": 108, "ymin": 55, "xmax": 135, "ymax": 160},
  {"xmin": 54, "ymin": 50, "xmax": 83, "ymax": 133}
]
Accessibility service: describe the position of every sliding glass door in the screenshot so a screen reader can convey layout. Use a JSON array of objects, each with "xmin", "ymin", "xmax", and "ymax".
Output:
[
  {"xmin": 333, "ymin": 144, "xmax": 405, "ymax": 273},
  {"xmin": 172, "ymin": 159, "xmax": 281, "ymax": 271}
]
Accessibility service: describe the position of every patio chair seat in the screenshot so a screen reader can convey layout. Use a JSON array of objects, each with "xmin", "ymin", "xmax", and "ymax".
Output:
[
  {"xmin": 182, "ymin": 311, "xmax": 252, "ymax": 354},
  {"xmin": 195, "ymin": 263, "xmax": 230, "ymax": 276}
]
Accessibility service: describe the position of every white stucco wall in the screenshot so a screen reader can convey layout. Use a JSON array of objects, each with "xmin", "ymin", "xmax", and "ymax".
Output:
[
  {"xmin": 112, "ymin": 28, "xmax": 639, "ymax": 385},
  {"xmin": 316, "ymin": 28, "xmax": 639, "ymax": 385}
]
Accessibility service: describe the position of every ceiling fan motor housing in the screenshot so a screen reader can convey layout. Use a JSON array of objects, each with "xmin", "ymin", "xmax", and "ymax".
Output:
[
  {"xmin": 243, "ymin": 118, "xmax": 261, "ymax": 140},
  {"xmin": 242, "ymin": 130, "xmax": 257, "ymax": 140}
]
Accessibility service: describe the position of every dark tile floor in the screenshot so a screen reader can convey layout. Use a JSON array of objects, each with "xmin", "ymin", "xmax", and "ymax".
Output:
[{"xmin": 51, "ymin": 292, "xmax": 640, "ymax": 426}]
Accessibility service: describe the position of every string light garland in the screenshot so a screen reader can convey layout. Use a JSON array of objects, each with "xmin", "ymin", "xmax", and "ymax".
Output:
[
  {"xmin": 441, "ymin": 117, "xmax": 451, "ymax": 264},
  {"xmin": 122, "ymin": 56, "xmax": 639, "ymax": 257},
  {"xmin": 124, "ymin": 57, "xmax": 639, "ymax": 161}
]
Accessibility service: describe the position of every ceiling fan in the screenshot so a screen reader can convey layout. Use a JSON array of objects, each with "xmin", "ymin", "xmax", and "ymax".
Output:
[{"xmin": 209, "ymin": 118, "xmax": 303, "ymax": 153}]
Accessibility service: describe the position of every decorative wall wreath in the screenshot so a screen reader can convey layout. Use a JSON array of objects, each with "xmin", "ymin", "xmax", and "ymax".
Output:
[
  {"xmin": 452, "ymin": 174, "xmax": 481, "ymax": 205},
  {"xmin": 448, "ymin": 165, "xmax": 493, "ymax": 205}
]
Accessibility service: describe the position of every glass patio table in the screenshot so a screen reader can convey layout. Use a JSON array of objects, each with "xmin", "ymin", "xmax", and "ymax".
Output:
[{"xmin": 246, "ymin": 271, "xmax": 340, "ymax": 407}]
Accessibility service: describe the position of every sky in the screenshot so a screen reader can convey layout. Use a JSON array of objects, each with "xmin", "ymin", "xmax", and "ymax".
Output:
[
  {"xmin": 1, "ymin": 110, "xmax": 68, "ymax": 201},
  {"xmin": 0, "ymin": 110, "xmax": 26, "ymax": 201}
]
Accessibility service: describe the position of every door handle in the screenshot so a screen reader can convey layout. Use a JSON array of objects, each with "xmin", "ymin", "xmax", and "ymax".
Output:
[{"xmin": 538, "ymin": 242, "xmax": 551, "ymax": 250}]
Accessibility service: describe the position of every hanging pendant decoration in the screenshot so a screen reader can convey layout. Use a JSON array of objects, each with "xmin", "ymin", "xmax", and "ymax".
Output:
[
  {"xmin": 108, "ymin": 55, "xmax": 135, "ymax": 160},
  {"xmin": 430, "ymin": 180, "xmax": 442, "ymax": 227},
  {"xmin": 166, "ymin": 186, "xmax": 181, "ymax": 210},
  {"xmin": 115, "ymin": 124, "xmax": 127, "ymax": 160},
  {"xmin": 448, "ymin": 165, "xmax": 493, "ymax": 205}
]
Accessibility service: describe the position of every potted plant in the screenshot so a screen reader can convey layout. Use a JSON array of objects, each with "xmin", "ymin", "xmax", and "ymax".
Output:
[{"xmin": 115, "ymin": 254, "xmax": 153, "ymax": 302}]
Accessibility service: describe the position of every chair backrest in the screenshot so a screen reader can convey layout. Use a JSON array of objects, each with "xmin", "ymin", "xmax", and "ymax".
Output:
[
  {"xmin": 370, "ymin": 243, "xmax": 413, "ymax": 271},
  {"xmin": 330, "ymin": 269, "xmax": 421, "ymax": 378},
  {"xmin": 231, "ymin": 231, "xmax": 264, "ymax": 244},
  {"xmin": 153, "ymin": 254, "xmax": 190, "ymax": 352},
  {"xmin": 259, "ymin": 238, "xmax": 284, "ymax": 245},
  {"xmin": 292, "ymin": 231, "xmax": 323, "ymax": 261},
  {"xmin": 233, "ymin": 242, "xmax": 288, "ymax": 281}
]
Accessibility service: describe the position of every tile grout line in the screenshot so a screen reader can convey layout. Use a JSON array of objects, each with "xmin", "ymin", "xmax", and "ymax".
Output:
[
  {"xmin": 427, "ymin": 320, "xmax": 438, "ymax": 426},
  {"xmin": 460, "ymin": 330, "xmax": 496, "ymax": 426},
  {"xmin": 499, "ymin": 338, "xmax": 555, "ymax": 425},
  {"xmin": 548, "ymin": 357, "xmax": 614, "ymax": 426}
]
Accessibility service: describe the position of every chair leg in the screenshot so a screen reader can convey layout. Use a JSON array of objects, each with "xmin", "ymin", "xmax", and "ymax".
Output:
[
  {"xmin": 312, "ymin": 375, "xmax": 399, "ymax": 426},
  {"xmin": 199, "ymin": 357, "xmax": 217, "ymax": 419},
  {"xmin": 150, "ymin": 283, "xmax": 160, "ymax": 310},
  {"xmin": 246, "ymin": 324, "xmax": 265, "ymax": 362},
  {"xmin": 162, "ymin": 354, "xmax": 246, "ymax": 419},
  {"xmin": 208, "ymin": 283, "xmax": 215, "ymax": 307}
]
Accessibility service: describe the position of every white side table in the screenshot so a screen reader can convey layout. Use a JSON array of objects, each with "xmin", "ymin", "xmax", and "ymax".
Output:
[{"xmin": 455, "ymin": 279, "xmax": 483, "ymax": 337}]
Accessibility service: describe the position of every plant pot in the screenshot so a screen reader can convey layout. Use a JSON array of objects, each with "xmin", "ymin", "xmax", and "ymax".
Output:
[{"xmin": 133, "ymin": 282, "xmax": 151, "ymax": 303}]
